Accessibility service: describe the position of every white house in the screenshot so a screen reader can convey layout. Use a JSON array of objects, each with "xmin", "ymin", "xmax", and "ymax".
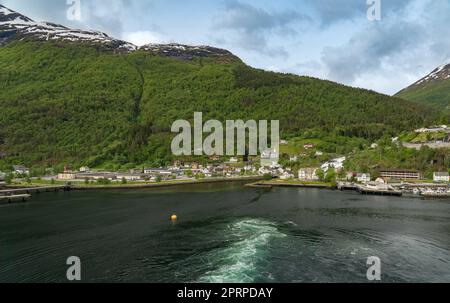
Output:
[
  {"xmin": 321, "ymin": 157, "xmax": 346, "ymax": 172},
  {"xmin": 356, "ymin": 173, "xmax": 371, "ymax": 183},
  {"xmin": 116, "ymin": 174, "xmax": 143, "ymax": 182},
  {"xmin": 299, "ymin": 168, "xmax": 319, "ymax": 181},
  {"xmin": 79, "ymin": 166, "xmax": 90, "ymax": 173},
  {"xmin": 433, "ymin": 172, "xmax": 449, "ymax": 183},
  {"xmin": 280, "ymin": 172, "xmax": 295, "ymax": 180},
  {"xmin": 13, "ymin": 165, "xmax": 29, "ymax": 175},
  {"xmin": 57, "ymin": 172, "xmax": 77, "ymax": 180}
]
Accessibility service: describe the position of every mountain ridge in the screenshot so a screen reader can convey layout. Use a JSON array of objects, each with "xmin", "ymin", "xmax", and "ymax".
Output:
[
  {"xmin": 396, "ymin": 63, "xmax": 450, "ymax": 113},
  {"xmin": 0, "ymin": 4, "xmax": 235, "ymax": 59}
]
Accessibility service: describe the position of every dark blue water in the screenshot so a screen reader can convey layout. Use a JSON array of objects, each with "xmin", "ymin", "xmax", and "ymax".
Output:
[{"xmin": 0, "ymin": 182, "xmax": 449, "ymax": 283}]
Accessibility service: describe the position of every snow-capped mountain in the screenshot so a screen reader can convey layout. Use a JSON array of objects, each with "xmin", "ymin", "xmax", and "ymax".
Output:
[
  {"xmin": 0, "ymin": 4, "xmax": 135, "ymax": 50},
  {"xmin": 141, "ymin": 43, "xmax": 233, "ymax": 58},
  {"xmin": 396, "ymin": 63, "xmax": 450, "ymax": 111},
  {"xmin": 0, "ymin": 4, "xmax": 233, "ymax": 58},
  {"xmin": 412, "ymin": 63, "xmax": 450, "ymax": 86}
]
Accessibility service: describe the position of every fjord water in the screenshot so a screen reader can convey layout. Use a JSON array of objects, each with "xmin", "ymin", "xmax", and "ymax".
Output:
[{"xmin": 0, "ymin": 183, "xmax": 449, "ymax": 283}]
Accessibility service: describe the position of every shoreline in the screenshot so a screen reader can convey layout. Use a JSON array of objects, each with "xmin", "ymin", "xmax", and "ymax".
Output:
[
  {"xmin": 246, "ymin": 181, "xmax": 336, "ymax": 189},
  {"xmin": 70, "ymin": 176, "xmax": 265, "ymax": 191}
]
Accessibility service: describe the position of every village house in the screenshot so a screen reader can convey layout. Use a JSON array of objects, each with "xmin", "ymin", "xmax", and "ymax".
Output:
[
  {"xmin": 380, "ymin": 169, "xmax": 421, "ymax": 180},
  {"xmin": 304, "ymin": 143, "xmax": 315, "ymax": 149},
  {"xmin": 144, "ymin": 168, "xmax": 173, "ymax": 177},
  {"xmin": 433, "ymin": 172, "xmax": 449, "ymax": 183},
  {"xmin": 290, "ymin": 156, "xmax": 298, "ymax": 162},
  {"xmin": 76, "ymin": 172, "xmax": 117, "ymax": 181},
  {"xmin": 298, "ymin": 168, "xmax": 319, "ymax": 181},
  {"xmin": 356, "ymin": 173, "xmax": 371, "ymax": 184},
  {"xmin": 79, "ymin": 166, "xmax": 90, "ymax": 173},
  {"xmin": 280, "ymin": 171, "xmax": 295, "ymax": 180},
  {"xmin": 115, "ymin": 173, "xmax": 144, "ymax": 182},
  {"xmin": 260, "ymin": 149, "xmax": 279, "ymax": 167},
  {"xmin": 13, "ymin": 165, "xmax": 29, "ymax": 175},
  {"xmin": 57, "ymin": 171, "xmax": 77, "ymax": 180},
  {"xmin": 229, "ymin": 157, "xmax": 239, "ymax": 164},
  {"xmin": 321, "ymin": 157, "xmax": 346, "ymax": 172}
]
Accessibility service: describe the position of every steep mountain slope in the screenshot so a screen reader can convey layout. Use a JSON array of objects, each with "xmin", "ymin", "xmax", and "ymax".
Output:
[
  {"xmin": 396, "ymin": 63, "xmax": 450, "ymax": 112},
  {"xmin": 0, "ymin": 5, "xmax": 437, "ymax": 168}
]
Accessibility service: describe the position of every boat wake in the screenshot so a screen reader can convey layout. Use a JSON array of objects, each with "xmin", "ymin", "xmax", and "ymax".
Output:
[{"xmin": 197, "ymin": 218, "xmax": 286, "ymax": 283}]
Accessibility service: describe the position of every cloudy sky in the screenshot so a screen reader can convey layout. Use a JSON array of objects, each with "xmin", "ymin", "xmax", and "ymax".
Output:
[{"xmin": 1, "ymin": 0, "xmax": 450, "ymax": 95}]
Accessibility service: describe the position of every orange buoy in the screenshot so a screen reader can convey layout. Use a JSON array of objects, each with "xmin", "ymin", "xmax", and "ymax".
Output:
[{"xmin": 171, "ymin": 214, "xmax": 178, "ymax": 221}]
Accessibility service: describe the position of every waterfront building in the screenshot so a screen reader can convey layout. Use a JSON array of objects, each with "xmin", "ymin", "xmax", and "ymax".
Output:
[
  {"xmin": 380, "ymin": 169, "xmax": 421, "ymax": 180},
  {"xmin": 57, "ymin": 172, "xmax": 77, "ymax": 180},
  {"xmin": 115, "ymin": 174, "xmax": 144, "ymax": 182},
  {"xmin": 433, "ymin": 172, "xmax": 450, "ymax": 183},
  {"xmin": 356, "ymin": 173, "xmax": 371, "ymax": 183},
  {"xmin": 299, "ymin": 168, "xmax": 319, "ymax": 181}
]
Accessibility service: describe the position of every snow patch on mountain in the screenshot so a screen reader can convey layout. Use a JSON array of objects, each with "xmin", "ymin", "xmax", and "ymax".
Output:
[
  {"xmin": 0, "ymin": 4, "xmax": 136, "ymax": 51},
  {"xmin": 415, "ymin": 63, "xmax": 450, "ymax": 85},
  {"xmin": 1, "ymin": 4, "xmax": 233, "ymax": 57}
]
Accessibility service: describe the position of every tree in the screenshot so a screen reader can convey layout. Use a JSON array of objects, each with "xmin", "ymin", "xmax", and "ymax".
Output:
[
  {"xmin": 316, "ymin": 168, "xmax": 325, "ymax": 181},
  {"xmin": 325, "ymin": 168, "xmax": 336, "ymax": 183},
  {"xmin": 155, "ymin": 175, "xmax": 162, "ymax": 183},
  {"xmin": 121, "ymin": 177, "xmax": 127, "ymax": 185},
  {"xmin": 5, "ymin": 174, "xmax": 13, "ymax": 185}
]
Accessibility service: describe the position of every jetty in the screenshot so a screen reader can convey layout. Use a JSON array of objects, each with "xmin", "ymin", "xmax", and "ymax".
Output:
[
  {"xmin": 0, "ymin": 194, "xmax": 31, "ymax": 204},
  {"xmin": 0, "ymin": 185, "xmax": 72, "ymax": 205},
  {"xmin": 337, "ymin": 181, "xmax": 403, "ymax": 196},
  {"xmin": 337, "ymin": 182, "xmax": 358, "ymax": 191},
  {"xmin": 421, "ymin": 192, "xmax": 450, "ymax": 198},
  {"xmin": 0, "ymin": 185, "xmax": 71, "ymax": 196},
  {"xmin": 355, "ymin": 184, "xmax": 403, "ymax": 197}
]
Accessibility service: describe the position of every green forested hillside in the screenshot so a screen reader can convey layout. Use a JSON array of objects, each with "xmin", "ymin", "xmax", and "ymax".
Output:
[
  {"xmin": 0, "ymin": 40, "xmax": 437, "ymax": 169},
  {"xmin": 396, "ymin": 80, "xmax": 450, "ymax": 114}
]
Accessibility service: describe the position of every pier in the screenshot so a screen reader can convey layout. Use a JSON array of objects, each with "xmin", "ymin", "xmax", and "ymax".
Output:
[
  {"xmin": 0, "ymin": 185, "xmax": 72, "ymax": 196},
  {"xmin": 0, "ymin": 185, "xmax": 72, "ymax": 205},
  {"xmin": 0, "ymin": 194, "xmax": 31, "ymax": 204},
  {"xmin": 355, "ymin": 184, "xmax": 403, "ymax": 197},
  {"xmin": 337, "ymin": 182, "xmax": 403, "ymax": 196}
]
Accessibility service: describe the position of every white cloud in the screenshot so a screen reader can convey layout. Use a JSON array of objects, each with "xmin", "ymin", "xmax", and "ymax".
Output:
[{"xmin": 123, "ymin": 30, "xmax": 164, "ymax": 46}]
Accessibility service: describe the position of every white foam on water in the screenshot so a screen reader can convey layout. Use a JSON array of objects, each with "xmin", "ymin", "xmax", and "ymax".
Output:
[{"xmin": 198, "ymin": 219, "xmax": 286, "ymax": 283}]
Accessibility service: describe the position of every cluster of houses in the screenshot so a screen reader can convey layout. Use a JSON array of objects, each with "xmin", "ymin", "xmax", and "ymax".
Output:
[{"xmin": 56, "ymin": 160, "xmax": 261, "ymax": 182}]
